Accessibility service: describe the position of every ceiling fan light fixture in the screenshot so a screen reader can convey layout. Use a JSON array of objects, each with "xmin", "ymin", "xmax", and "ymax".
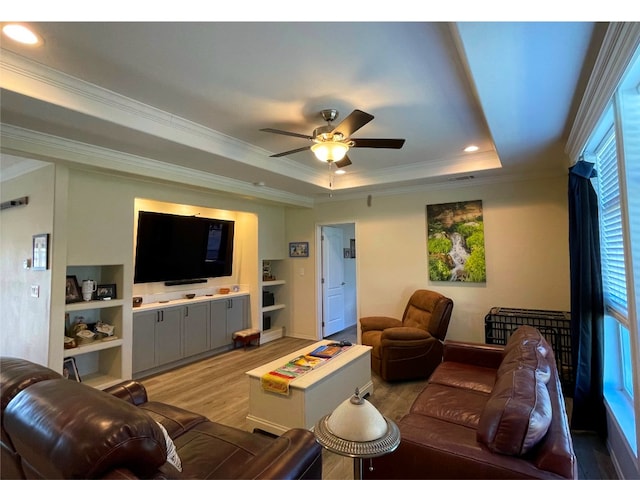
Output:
[{"xmin": 311, "ymin": 141, "xmax": 349, "ymax": 162}]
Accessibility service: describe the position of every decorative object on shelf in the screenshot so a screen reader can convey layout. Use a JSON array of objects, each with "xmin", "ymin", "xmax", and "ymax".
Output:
[
  {"xmin": 96, "ymin": 283, "xmax": 116, "ymax": 300},
  {"xmin": 65, "ymin": 275, "xmax": 82, "ymax": 304},
  {"xmin": 314, "ymin": 388, "xmax": 400, "ymax": 479},
  {"xmin": 185, "ymin": 293, "xmax": 196, "ymax": 299},
  {"xmin": 263, "ymin": 261, "xmax": 275, "ymax": 280},
  {"xmin": 289, "ymin": 241, "xmax": 309, "ymax": 257},
  {"xmin": 81, "ymin": 279, "xmax": 97, "ymax": 301},
  {"xmin": 63, "ymin": 357, "xmax": 81, "ymax": 382},
  {"xmin": 32, "ymin": 233, "xmax": 49, "ymax": 271},
  {"xmin": 63, "ymin": 336, "xmax": 77, "ymax": 349},
  {"xmin": 350, "ymin": 238, "xmax": 356, "ymax": 259},
  {"xmin": 76, "ymin": 329, "xmax": 96, "ymax": 345},
  {"xmin": 133, "ymin": 296, "xmax": 143, "ymax": 308},
  {"xmin": 232, "ymin": 285, "xmax": 240, "ymax": 292},
  {"xmin": 218, "ymin": 287, "xmax": 230, "ymax": 294},
  {"xmin": 95, "ymin": 322, "xmax": 115, "ymax": 340}
]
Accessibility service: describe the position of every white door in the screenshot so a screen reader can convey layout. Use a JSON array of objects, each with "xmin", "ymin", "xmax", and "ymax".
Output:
[{"xmin": 322, "ymin": 226, "xmax": 345, "ymax": 337}]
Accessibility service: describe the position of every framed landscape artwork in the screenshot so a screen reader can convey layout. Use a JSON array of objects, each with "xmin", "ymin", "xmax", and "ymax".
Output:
[{"xmin": 426, "ymin": 200, "xmax": 486, "ymax": 283}]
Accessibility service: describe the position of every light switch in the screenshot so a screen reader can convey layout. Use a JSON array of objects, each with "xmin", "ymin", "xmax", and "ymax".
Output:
[{"xmin": 30, "ymin": 285, "xmax": 40, "ymax": 298}]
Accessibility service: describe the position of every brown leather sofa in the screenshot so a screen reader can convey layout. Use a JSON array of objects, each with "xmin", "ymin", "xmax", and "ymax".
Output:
[
  {"xmin": 1, "ymin": 357, "xmax": 322, "ymax": 479},
  {"xmin": 361, "ymin": 289, "xmax": 453, "ymax": 381},
  {"xmin": 363, "ymin": 326, "xmax": 577, "ymax": 479}
]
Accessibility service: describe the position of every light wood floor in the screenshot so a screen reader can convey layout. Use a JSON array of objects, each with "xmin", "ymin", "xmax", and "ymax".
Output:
[{"xmin": 141, "ymin": 332, "xmax": 617, "ymax": 480}]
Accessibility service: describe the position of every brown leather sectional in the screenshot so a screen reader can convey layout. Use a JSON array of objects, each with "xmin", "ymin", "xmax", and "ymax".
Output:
[
  {"xmin": 364, "ymin": 325, "xmax": 577, "ymax": 479},
  {"xmin": 1, "ymin": 357, "xmax": 322, "ymax": 479}
]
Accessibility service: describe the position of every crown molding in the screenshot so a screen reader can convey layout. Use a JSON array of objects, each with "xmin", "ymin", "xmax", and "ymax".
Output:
[
  {"xmin": 566, "ymin": 22, "xmax": 640, "ymax": 163},
  {"xmin": 0, "ymin": 49, "xmax": 326, "ymax": 187},
  {"xmin": 0, "ymin": 124, "xmax": 314, "ymax": 208}
]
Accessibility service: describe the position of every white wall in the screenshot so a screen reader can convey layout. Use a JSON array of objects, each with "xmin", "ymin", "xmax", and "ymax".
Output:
[
  {"xmin": 285, "ymin": 174, "xmax": 571, "ymax": 343},
  {"xmin": 0, "ymin": 164, "xmax": 55, "ymax": 364}
]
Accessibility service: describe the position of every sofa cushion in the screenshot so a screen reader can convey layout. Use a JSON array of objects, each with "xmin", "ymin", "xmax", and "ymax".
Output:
[
  {"xmin": 410, "ymin": 383, "xmax": 490, "ymax": 429},
  {"xmin": 156, "ymin": 422, "xmax": 182, "ymax": 472},
  {"xmin": 497, "ymin": 326, "xmax": 551, "ymax": 380},
  {"xmin": 429, "ymin": 361, "xmax": 496, "ymax": 394},
  {"xmin": 477, "ymin": 365, "xmax": 552, "ymax": 456}
]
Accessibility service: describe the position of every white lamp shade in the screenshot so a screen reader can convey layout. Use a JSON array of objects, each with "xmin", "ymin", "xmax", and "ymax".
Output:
[
  {"xmin": 326, "ymin": 395, "xmax": 388, "ymax": 442},
  {"xmin": 311, "ymin": 141, "xmax": 349, "ymax": 162}
]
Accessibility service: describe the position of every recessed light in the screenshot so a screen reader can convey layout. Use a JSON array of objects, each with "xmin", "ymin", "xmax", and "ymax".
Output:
[
  {"xmin": 2, "ymin": 24, "xmax": 42, "ymax": 45},
  {"xmin": 464, "ymin": 145, "xmax": 479, "ymax": 153},
  {"xmin": 253, "ymin": 181, "xmax": 266, "ymax": 187},
  {"xmin": 335, "ymin": 169, "xmax": 346, "ymax": 175}
]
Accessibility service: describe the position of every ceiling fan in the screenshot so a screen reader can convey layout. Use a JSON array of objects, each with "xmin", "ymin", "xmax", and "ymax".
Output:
[{"xmin": 260, "ymin": 109, "xmax": 405, "ymax": 169}]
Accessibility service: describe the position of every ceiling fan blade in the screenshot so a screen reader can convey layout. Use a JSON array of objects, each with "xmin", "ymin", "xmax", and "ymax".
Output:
[
  {"xmin": 260, "ymin": 128, "xmax": 313, "ymax": 140},
  {"xmin": 351, "ymin": 138, "xmax": 406, "ymax": 149},
  {"xmin": 334, "ymin": 156, "xmax": 352, "ymax": 169},
  {"xmin": 331, "ymin": 109, "xmax": 374, "ymax": 138},
  {"xmin": 270, "ymin": 146, "xmax": 311, "ymax": 158}
]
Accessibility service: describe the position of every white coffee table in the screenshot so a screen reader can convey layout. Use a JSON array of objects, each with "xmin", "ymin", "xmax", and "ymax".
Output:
[{"xmin": 245, "ymin": 340, "xmax": 373, "ymax": 435}]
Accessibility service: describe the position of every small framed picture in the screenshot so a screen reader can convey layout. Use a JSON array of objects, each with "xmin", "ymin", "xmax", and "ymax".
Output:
[
  {"xmin": 96, "ymin": 284, "xmax": 117, "ymax": 300},
  {"xmin": 65, "ymin": 275, "xmax": 82, "ymax": 304},
  {"xmin": 289, "ymin": 241, "xmax": 309, "ymax": 257},
  {"xmin": 32, "ymin": 233, "xmax": 49, "ymax": 271},
  {"xmin": 63, "ymin": 357, "xmax": 81, "ymax": 382}
]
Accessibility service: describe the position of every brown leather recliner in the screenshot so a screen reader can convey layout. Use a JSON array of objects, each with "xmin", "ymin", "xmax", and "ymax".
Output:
[
  {"xmin": 360, "ymin": 289, "xmax": 453, "ymax": 381},
  {"xmin": 1, "ymin": 357, "xmax": 322, "ymax": 479}
]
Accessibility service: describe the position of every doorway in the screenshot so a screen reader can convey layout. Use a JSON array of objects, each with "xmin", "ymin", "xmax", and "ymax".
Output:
[{"xmin": 316, "ymin": 223, "xmax": 357, "ymax": 339}]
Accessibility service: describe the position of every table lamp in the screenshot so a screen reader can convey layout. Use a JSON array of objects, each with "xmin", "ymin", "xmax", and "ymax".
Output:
[{"xmin": 314, "ymin": 388, "xmax": 400, "ymax": 479}]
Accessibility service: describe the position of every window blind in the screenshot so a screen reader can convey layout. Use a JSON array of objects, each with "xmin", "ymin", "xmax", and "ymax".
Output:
[{"xmin": 595, "ymin": 129, "xmax": 629, "ymax": 322}]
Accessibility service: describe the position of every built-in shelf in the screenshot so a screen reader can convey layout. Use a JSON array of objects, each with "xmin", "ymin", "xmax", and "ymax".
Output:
[
  {"xmin": 65, "ymin": 264, "xmax": 125, "ymax": 389},
  {"xmin": 261, "ymin": 260, "xmax": 287, "ymax": 343},
  {"xmin": 262, "ymin": 303, "xmax": 286, "ymax": 313},
  {"xmin": 63, "ymin": 338, "xmax": 123, "ymax": 357},
  {"xmin": 65, "ymin": 299, "xmax": 124, "ymax": 312}
]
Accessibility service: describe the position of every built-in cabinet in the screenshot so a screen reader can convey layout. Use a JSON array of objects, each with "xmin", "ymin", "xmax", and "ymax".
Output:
[
  {"xmin": 261, "ymin": 260, "xmax": 287, "ymax": 341},
  {"xmin": 63, "ymin": 265, "xmax": 125, "ymax": 389},
  {"xmin": 132, "ymin": 294, "xmax": 248, "ymax": 377}
]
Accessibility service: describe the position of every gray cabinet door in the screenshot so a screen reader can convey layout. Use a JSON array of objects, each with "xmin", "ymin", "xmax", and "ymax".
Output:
[
  {"xmin": 210, "ymin": 299, "xmax": 228, "ymax": 350},
  {"xmin": 132, "ymin": 310, "xmax": 157, "ymax": 373},
  {"xmin": 155, "ymin": 306, "xmax": 183, "ymax": 366},
  {"xmin": 226, "ymin": 297, "xmax": 247, "ymax": 339},
  {"xmin": 183, "ymin": 302, "xmax": 210, "ymax": 357}
]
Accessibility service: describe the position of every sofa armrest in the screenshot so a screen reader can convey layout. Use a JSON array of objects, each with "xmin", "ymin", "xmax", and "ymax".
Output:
[
  {"xmin": 360, "ymin": 316, "xmax": 402, "ymax": 332},
  {"xmin": 104, "ymin": 380, "xmax": 149, "ymax": 406},
  {"xmin": 239, "ymin": 428, "xmax": 322, "ymax": 479},
  {"xmin": 381, "ymin": 327, "xmax": 431, "ymax": 342},
  {"xmin": 443, "ymin": 340, "xmax": 504, "ymax": 368}
]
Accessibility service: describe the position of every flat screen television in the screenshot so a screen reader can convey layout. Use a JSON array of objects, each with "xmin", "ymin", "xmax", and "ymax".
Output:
[{"xmin": 134, "ymin": 211, "xmax": 234, "ymax": 284}]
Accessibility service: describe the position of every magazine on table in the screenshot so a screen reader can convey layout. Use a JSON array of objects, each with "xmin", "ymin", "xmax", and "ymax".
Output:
[
  {"xmin": 290, "ymin": 355, "xmax": 326, "ymax": 368},
  {"xmin": 308, "ymin": 344, "xmax": 343, "ymax": 359}
]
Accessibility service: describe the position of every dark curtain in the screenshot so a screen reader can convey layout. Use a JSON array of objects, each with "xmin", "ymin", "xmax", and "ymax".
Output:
[{"xmin": 568, "ymin": 160, "xmax": 606, "ymax": 437}]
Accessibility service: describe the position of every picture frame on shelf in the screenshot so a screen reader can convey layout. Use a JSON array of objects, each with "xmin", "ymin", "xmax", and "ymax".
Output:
[
  {"xmin": 96, "ymin": 283, "xmax": 117, "ymax": 300},
  {"xmin": 65, "ymin": 275, "xmax": 82, "ymax": 304},
  {"xmin": 32, "ymin": 233, "xmax": 49, "ymax": 271},
  {"xmin": 289, "ymin": 241, "xmax": 309, "ymax": 257},
  {"xmin": 63, "ymin": 357, "xmax": 81, "ymax": 382}
]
